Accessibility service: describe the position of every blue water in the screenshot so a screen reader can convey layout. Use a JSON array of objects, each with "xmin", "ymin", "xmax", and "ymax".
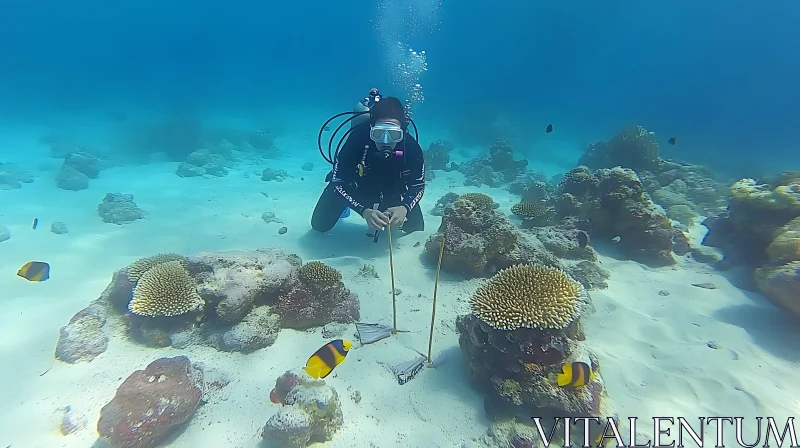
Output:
[{"xmin": 1, "ymin": 1, "xmax": 798, "ymax": 175}]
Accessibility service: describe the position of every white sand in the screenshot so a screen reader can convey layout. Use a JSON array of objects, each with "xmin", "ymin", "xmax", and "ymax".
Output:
[{"xmin": 1, "ymin": 130, "xmax": 799, "ymax": 448}]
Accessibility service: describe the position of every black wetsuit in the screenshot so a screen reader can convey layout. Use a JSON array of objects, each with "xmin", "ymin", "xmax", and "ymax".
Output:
[{"xmin": 312, "ymin": 123, "xmax": 425, "ymax": 233}]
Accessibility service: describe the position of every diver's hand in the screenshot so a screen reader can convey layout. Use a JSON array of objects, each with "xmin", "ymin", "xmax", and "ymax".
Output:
[
  {"xmin": 385, "ymin": 206, "xmax": 408, "ymax": 227},
  {"xmin": 363, "ymin": 208, "xmax": 389, "ymax": 231}
]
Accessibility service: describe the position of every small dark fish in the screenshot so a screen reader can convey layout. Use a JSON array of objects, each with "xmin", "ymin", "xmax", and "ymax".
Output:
[
  {"xmin": 323, "ymin": 125, "xmax": 331, "ymax": 132},
  {"xmin": 278, "ymin": 226, "xmax": 288, "ymax": 235},
  {"xmin": 413, "ymin": 241, "xmax": 420, "ymax": 247},
  {"xmin": 667, "ymin": 137, "xmax": 677, "ymax": 145},
  {"xmin": 17, "ymin": 261, "xmax": 50, "ymax": 282},
  {"xmin": 301, "ymin": 177, "xmax": 304, "ymax": 181},
  {"xmin": 576, "ymin": 230, "xmax": 589, "ymax": 248},
  {"xmin": 545, "ymin": 124, "xmax": 553, "ymax": 133},
  {"xmin": 32, "ymin": 218, "xmax": 38, "ymax": 230}
]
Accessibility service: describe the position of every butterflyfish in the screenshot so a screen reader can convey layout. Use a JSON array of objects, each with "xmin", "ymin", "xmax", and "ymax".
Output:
[
  {"xmin": 17, "ymin": 261, "xmax": 50, "ymax": 282},
  {"xmin": 667, "ymin": 137, "xmax": 677, "ymax": 145},
  {"xmin": 304, "ymin": 339, "xmax": 352, "ymax": 379},
  {"xmin": 557, "ymin": 361, "xmax": 596, "ymax": 387}
]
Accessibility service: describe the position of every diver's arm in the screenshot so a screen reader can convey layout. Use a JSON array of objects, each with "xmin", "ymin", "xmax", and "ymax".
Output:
[
  {"xmin": 330, "ymin": 137, "xmax": 367, "ymax": 215},
  {"xmin": 401, "ymin": 139, "xmax": 425, "ymax": 212}
]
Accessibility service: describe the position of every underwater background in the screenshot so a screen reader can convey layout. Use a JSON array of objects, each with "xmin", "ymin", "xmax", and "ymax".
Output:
[
  {"xmin": 2, "ymin": 0, "xmax": 798, "ymax": 175},
  {"xmin": 2, "ymin": 1, "xmax": 800, "ymax": 447}
]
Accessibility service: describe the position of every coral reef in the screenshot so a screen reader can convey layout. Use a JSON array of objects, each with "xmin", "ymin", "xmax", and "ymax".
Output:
[
  {"xmin": 63, "ymin": 249, "xmax": 358, "ymax": 353},
  {"xmin": 579, "ymin": 124, "xmax": 660, "ymax": 173},
  {"xmin": 51, "ymin": 221, "xmax": 69, "ymax": 234},
  {"xmin": 176, "ymin": 147, "xmax": 230, "ymax": 177},
  {"xmin": 0, "ymin": 162, "xmax": 33, "ymax": 190},
  {"xmin": 424, "ymin": 139, "xmax": 454, "ymax": 170},
  {"xmin": 576, "ymin": 125, "xmax": 728, "ymax": 216},
  {"xmin": 97, "ymin": 356, "xmax": 204, "ymax": 448},
  {"xmin": 553, "ymin": 166, "xmax": 681, "ymax": 266},
  {"xmin": 457, "ymin": 267, "xmax": 613, "ymax": 445},
  {"xmin": 55, "ymin": 151, "xmax": 104, "ymax": 191},
  {"xmin": 423, "ymin": 195, "xmax": 561, "ymax": 277},
  {"xmin": 55, "ymin": 304, "xmax": 109, "ymax": 363},
  {"xmin": 262, "ymin": 370, "xmax": 344, "ymax": 448},
  {"xmin": 262, "ymin": 168, "xmax": 289, "ymax": 182},
  {"xmin": 754, "ymin": 262, "xmax": 800, "ymax": 317},
  {"xmin": 703, "ymin": 175, "xmax": 800, "ymax": 266},
  {"xmin": 423, "ymin": 193, "xmax": 608, "ymax": 291},
  {"xmin": 430, "ymin": 192, "xmax": 460, "ymax": 216},
  {"xmin": 219, "ymin": 305, "xmax": 281, "ymax": 353},
  {"xmin": 249, "ymin": 130, "xmax": 275, "ymax": 151},
  {"xmin": 701, "ymin": 173, "xmax": 800, "ymax": 316},
  {"xmin": 275, "ymin": 261, "xmax": 359, "ymax": 329},
  {"xmin": 97, "ymin": 193, "xmax": 146, "ymax": 225},
  {"xmin": 457, "ymin": 139, "xmax": 529, "ymax": 187}
]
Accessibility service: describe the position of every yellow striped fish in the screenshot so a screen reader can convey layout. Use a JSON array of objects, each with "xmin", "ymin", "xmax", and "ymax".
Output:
[
  {"xmin": 304, "ymin": 339, "xmax": 352, "ymax": 379},
  {"xmin": 557, "ymin": 361, "xmax": 596, "ymax": 387},
  {"xmin": 17, "ymin": 261, "xmax": 50, "ymax": 282}
]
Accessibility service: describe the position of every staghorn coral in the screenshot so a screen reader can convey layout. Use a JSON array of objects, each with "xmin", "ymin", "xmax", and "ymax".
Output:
[
  {"xmin": 298, "ymin": 261, "xmax": 342, "ymax": 286},
  {"xmin": 459, "ymin": 192, "xmax": 498, "ymax": 211},
  {"xmin": 127, "ymin": 253, "xmax": 187, "ymax": 283},
  {"xmin": 129, "ymin": 261, "xmax": 204, "ymax": 317},
  {"xmin": 470, "ymin": 265, "xmax": 586, "ymax": 331}
]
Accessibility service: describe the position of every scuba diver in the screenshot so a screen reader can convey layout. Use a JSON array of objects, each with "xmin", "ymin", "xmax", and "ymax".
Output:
[{"xmin": 312, "ymin": 88, "xmax": 425, "ymax": 238}]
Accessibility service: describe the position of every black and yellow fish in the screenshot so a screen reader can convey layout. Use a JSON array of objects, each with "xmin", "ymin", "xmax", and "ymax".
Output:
[
  {"xmin": 545, "ymin": 123, "xmax": 554, "ymax": 133},
  {"xmin": 557, "ymin": 361, "xmax": 596, "ymax": 387},
  {"xmin": 304, "ymin": 339, "xmax": 352, "ymax": 379},
  {"xmin": 667, "ymin": 137, "xmax": 677, "ymax": 145},
  {"xmin": 17, "ymin": 261, "xmax": 50, "ymax": 282}
]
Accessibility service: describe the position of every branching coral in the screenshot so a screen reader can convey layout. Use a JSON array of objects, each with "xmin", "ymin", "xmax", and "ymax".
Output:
[
  {"xmin": 127, "ymin": 253, "xmax": 186, "ymax": 283},
  {"xmin": 298, "ymin": 261, "xmax": 342, "ymax": 287},
  {"xmin": 129, "ymin": 261, "xmax": 204, "ymax": 317},
  {"xmin": 469, "ymin": 265, "xmax": 586, "ymax": 330}
]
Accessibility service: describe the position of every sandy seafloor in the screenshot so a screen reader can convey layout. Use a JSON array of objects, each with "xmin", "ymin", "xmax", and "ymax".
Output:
[{"xmin": 1, "ymin": 126, "xmax": 800, "ymax": 448}]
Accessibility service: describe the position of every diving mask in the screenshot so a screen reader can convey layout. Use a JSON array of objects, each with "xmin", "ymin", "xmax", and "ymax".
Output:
[{"xmin": 370, "ymin": 123, "xmax": 404, "ymax": 144}]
